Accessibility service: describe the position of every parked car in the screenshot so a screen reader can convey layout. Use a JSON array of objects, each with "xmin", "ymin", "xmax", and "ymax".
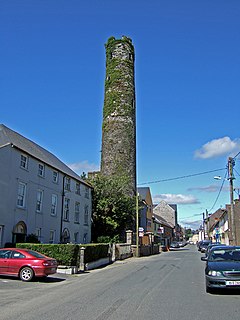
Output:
[
  {"xmin": 198, "ymin": 240, "xmax": 211, "ymax": 252},
  {"xmin": 204, "ymin": 243, "xmax": 226, "ymax": 258},
  {"xmin": 178, "ymin": 241, "xmax": 187, "ymax": 247},
  {"xmin": 201, "ymin": 246, "xmax": 240, "ymax": 293},
  {"xmin": 170, "ymin": 241, "xmax": 180, "ymax": 249},
  {"xmin": 0, "ymin": 248, "xmax": 58, "ymax": 281}
]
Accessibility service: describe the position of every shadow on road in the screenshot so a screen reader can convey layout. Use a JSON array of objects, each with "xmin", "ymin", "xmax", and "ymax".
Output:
[{"xmin": 208, "ymin": 288, "xmax": 240, "ymax": 296}]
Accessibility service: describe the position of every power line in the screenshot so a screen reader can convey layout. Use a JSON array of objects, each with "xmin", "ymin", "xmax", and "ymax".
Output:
[
  {"xmin": 208, "ymin": 169, "xmax": 228, "ymax": 213},
  {"xmin": 138, "ymin": 168, "xmax": 226, "ymax": 186},
  {"xmin": 233, "ymin": 150, "xmax": 240, "ymax": 160}
]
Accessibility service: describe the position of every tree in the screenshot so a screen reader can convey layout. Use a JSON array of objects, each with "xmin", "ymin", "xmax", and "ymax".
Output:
[
  {"xmin": 88, "ymin": 174, "xmax": 136, "ymax": 242},
  {"xmin": 185, "ymin": 228, "xmax": 193, "ymax": 240}
]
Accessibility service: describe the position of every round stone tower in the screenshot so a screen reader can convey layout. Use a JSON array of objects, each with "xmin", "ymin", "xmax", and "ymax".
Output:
[{"xmin": 101, "ymin": 36, "xmax": 136, "ymax": 194}]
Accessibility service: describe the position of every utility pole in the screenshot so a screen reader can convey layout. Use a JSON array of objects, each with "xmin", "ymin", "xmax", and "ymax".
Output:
[
  {"xmin": 202, "ymin": 211, "xmax": 205, "ymax": 240},
  {"xmin": 136, "ymin": 192, "xmax": 139, "ymax": 257},
  {"xmin": 228, "ymin": 157, "xmax": 236, "ymax": 245},
  {"xmin": 206, "ymin": 209, "xmax": 209, "ymax": 239}
]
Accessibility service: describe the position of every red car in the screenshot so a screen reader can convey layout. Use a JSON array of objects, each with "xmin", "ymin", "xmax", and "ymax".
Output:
[{"xmin": 0, "ymin": 248, "xmax": 58, "ymax": 281}]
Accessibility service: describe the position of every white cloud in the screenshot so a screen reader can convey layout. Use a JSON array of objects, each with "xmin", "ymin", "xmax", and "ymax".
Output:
[
  {"xmin": 187, "ymin": 184, "xmax": 228, "ymax": 193},
  {"xmin": 179, "ymin": 219, "xmax": 202, "ymax": 230},
  {"xmin": 194, "ymin": 137, "xmax": 240, "ymax": 159},
  {"xmin": 153, "ymin": 193, "xmax": 200, "ymax": 205},
  {"xmin": 68, "ymin": 161, "xmax": 100, "ymax": 175}
]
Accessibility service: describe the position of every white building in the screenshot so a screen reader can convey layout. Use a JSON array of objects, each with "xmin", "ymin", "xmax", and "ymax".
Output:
[{"xmin": 0, "ymin": 124, "xmax": 92, "ymax": 247}]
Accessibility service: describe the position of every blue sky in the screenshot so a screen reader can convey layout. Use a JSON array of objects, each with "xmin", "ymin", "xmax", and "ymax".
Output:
[{"xmin": 1, "ymin": 0, "xmax": 240, "ymax": 229}]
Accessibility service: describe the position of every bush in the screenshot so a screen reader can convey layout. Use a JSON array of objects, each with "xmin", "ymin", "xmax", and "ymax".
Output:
[
  {"xmin": 16, "ymin": 243, "xmax": 111, "ymax": 267},
  {"xmin": 16, "ymin": 243, "xmax": 79, "ymax": 266}
]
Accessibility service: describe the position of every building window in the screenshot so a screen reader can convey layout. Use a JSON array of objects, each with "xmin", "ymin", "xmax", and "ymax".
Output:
[
  {"xmin": 36, "ymin": 190, "xmax": 43, "ymax": 212},
  {"xmin": 83, "ymin": 233, "xmax": 88, "ymax": 244},
  {"xmin": 75, "ymin": 202, "xmax": 80, "ymax": 223},
  {"xmin": 84, "ymin": 186, "xmax": 89, "ymax": 199},
  {"xmin": 35, "ymin": 228, "xmax": 41, "ymax": 242},
  {"xmin": 64, "ymin": 198, "xmax": 70, "ymax": 221},
  {"xmin": 76, "ymin": 182, "xmax": 81, "ymax": 195},
  {"xmin": 38, "ymin": 163, "xmax": 45, "ymax": 177},
  {"xmin": 65, "ymin": 177, "xmax": 71, "ymax": 191},
  {"xmin": 53, "ymin": 171, "xmax": 58, "ymax": 183},
  {"xmin": 74, "ymin": 232, "xmax": 79, "ymax": 244},
  {"xmin": 17, "ymin": 182, "xmax": 26, "ymax": 207},
  {"xmin": 49, "ymin": 230, "xmax": 55, "ymax": 244},
  {"xmin": 20, "ymin": 155, "xmax": 28, "ymax": 169},
  {"xmin": 84, "ymin": 205, "xmax": 89, "ymax": 225},
  {"xmin": 51, "ymin": 194, "xmax": 57, "ymax": 216},
  {"xmin": 62, "ymin": 228, "xmax": 70, "ymax": 244}
]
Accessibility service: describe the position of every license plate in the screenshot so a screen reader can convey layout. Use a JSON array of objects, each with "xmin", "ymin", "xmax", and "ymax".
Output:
[{"xmin": 226, "ymin": 281, "xmax": 240, "ymax": 286}]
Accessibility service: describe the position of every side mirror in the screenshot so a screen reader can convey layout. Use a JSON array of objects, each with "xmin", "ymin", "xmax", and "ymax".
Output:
[{"xmin": 201, "ymin": 256, "xmax": 207, "ymax": 261}]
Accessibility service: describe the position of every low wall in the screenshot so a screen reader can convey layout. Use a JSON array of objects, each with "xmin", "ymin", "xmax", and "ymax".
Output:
[
  {"xmin": 85, "ymin": 257, "xmax": 111, "ymax": 270},
  {"xmin": 115, "ymin": 243, "xmax": 132, "ymax": 260},
  {"xmin": 132, "ymin": 244, "xmax": 161, "ymax": 257}
]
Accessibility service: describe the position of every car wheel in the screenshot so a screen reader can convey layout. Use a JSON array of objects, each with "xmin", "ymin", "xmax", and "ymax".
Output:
[{"xmin": 19, "ymin": 267, "xmax": 34, "ymax": 282}]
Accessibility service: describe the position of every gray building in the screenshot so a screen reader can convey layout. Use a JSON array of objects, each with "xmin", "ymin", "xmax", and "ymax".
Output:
[{"xmin": 0, "ymin": 124, "xmax": 92, "ymax": 247}]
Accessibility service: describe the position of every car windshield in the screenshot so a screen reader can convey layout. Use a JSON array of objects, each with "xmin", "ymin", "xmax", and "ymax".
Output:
[{"xmin": 209, "ymin": 249, "xmax": 240, "ymax": 261}]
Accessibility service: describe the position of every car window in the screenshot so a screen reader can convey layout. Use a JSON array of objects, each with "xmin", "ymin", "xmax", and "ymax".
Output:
[
  {"xmin": 11, "ymin": 251, "xmax": 26, "ymax": 259},
  {"xmin": 27, "ymin": 250, "xmax": 46, "ymax": 259},
  {"xmin": 209, "ymin": 249, "xmax": 240, "ymax": 261},
  {"xmin": 0, "ymin": 250, "xmax": 11, "ymax": 259}
]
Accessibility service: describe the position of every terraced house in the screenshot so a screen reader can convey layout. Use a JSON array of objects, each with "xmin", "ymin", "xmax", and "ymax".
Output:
[{"xmin": 0, "ymin": 124, "xmax": 92, "ymax": 247}]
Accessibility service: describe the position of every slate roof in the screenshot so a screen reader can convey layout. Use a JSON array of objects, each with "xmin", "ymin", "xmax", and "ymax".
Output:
[
  {"xmin": 0, "ymin": 124, "xmax": 92, "ymax": 187},
  {"xmin": 137, "ymin": 187, "xmax": 150, "ymax": 201}
]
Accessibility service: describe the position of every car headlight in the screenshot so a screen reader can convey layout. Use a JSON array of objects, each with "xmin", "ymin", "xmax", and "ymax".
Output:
[{"xmin": 208, "ymin": 270, "xmax": 222, "ymax": 277}]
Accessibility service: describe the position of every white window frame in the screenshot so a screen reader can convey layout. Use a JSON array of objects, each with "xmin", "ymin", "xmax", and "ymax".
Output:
[
  {"xmin": 35, "ymin": 228, "xmax": 41, "ymax": 242},
  {"xmin": 38, "ymin": 163, "xmax": 45, "ymax": 177},
  {"xmin": 65, "ymin": 177, "xmax": 71, "ymax": 191},
  {"xmin": 75, "ymin": 182, "xmax": 81, "ymax": 195},
  {"xmin": 75, "ymin": 202, "xmax": 80, "ymax": 223},
  {"xmin": 36, "ymin": 189, "xmax": 43, "ymax": 212},
  {"xmin": 74, "ymin": 232, "xmax": 79, "ymax": 244},
  {"xmin": 20, "ymin": 154, "xmax": 28, "ymax": 169},
  {"xmin": 84, "ymin": 205, "xmax": 89, "ymax": 225},
  {"xmin": 17, "ymin": 182, "xmax": 26, "ymax": 208},
  {"xmin": 53, "ymin": 171, "xmax": 59, "ymax": 183},
  {"xmin": 49, "ymin": 230, "xmax": 56, "ymax": 244},
  {"xmin": 64, "ymin": 198, "xmax": 70, "ymax": 221},
  {"xmin": 51, "ymin": 194, "xmax": 58, "ymax": 216}
]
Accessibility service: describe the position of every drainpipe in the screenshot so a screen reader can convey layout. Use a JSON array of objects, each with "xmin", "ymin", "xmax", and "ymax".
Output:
[{"xmin": 60, "ymin": 175, "xmax": 66, "ymax": 243}]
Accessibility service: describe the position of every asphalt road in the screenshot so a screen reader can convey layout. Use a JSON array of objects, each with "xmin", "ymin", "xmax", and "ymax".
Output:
[{"xmin": 1, "ymin": 245, "xmax": 240, "ymax": 320}]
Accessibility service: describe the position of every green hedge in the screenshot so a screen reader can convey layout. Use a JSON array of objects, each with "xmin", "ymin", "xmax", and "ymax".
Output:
[{"xmin": 16, "ymin": 243, "xmax": 110, "ymax": 267}]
